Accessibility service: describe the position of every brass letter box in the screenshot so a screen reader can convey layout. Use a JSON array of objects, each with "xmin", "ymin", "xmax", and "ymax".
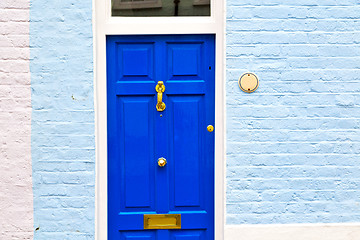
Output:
[{"xmin": 143, "ymin": 214, "xmax": 181, "ymax": 229}]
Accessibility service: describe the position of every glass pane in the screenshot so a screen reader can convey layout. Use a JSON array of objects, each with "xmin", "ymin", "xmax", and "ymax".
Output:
[{"xmin": 112, "ymin": 0, "xmax": 210, "ymax": 17}]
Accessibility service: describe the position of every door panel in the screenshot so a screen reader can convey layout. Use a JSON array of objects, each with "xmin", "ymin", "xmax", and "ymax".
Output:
[
  {"xmin": 173, "ymin": 98, "xmax": 201, "ymax": 207},
  {"xmin": 107, "ymin": 35, "xmax": 215, "ymax": 240},
  {"xmin": 117, "ymin": 43, "xmax": 155, "ymax": 81},
  {"xmin": 171, "ymin": 230, "xmax": 205, "ymax": 240},
  {"xmin": 167, "ymin": 43, "xmax": 204, "ymax": 80},
  {"xmin": 120, "ymin": 96, "xmax": 155, "ymax": 210},
  {"xmin": 169, "ymin": 96, "xmax": 203, "ymax": 209},
  {"xmin": 120, "ymin": 230, "xmax": 156, "ymax": 240}
]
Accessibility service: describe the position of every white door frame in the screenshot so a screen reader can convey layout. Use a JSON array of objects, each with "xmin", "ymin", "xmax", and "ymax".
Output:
[{"xmin": 93, "ymin": 0, "xmax": 226, "ymax": 239}]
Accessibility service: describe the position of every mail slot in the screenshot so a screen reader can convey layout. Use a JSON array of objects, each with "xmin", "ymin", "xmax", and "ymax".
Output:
[{"xmin": 143, "ymin": 214, "xmax": 181, "ymax": 229}]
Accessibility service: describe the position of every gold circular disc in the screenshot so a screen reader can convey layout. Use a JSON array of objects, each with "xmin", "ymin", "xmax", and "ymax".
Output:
[
  {"xmin": 238, "ymin": 73, "xmax": 259, "ymax": 93},
  {"xmin": 207, "ymin": 125, "xmax": 214, "ymax": 132}
]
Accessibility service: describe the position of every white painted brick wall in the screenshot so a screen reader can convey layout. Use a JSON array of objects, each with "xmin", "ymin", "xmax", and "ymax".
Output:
[{"xmin": 0, "ymin": 0, "xmax": 33, "ymax": 239}]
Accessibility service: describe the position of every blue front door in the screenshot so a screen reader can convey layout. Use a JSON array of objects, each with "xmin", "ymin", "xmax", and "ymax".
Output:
[{"xmin": 107, "ymin": 35, "xmax": 215, "ymax": 240}]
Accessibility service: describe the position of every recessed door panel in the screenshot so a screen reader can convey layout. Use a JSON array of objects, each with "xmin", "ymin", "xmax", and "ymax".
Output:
[
  {"xmin": 168, "ymin": 96, "xmax": 204, "ymax": 209},
  {"xmin": 172, "ymin": 48, "xmax": 199, "ymax": 76},
  {"xmin": 120, "ymin": 96, "xmax": 155, "ymax": 209},
  {"xmin": 107, "ymin": 35, "xmax": 215, "ymax": 240},
  {"xmin": 171, "ymin": 230, "xmax": 205, "ymax": 240},
  {"xmin": 116, "ymin": 43, "xmax": 155, "ymax": 81},
  {"xmin": 167, "ymin": 43, "xmax": 204, "ymax": 81},
  {"xmin": 120, "ymin": 231, "xmax": 156, "ymax": 240}
]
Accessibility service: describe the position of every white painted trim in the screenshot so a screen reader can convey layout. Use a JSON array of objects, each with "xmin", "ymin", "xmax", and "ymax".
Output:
[
  {"xmin": 94, "ymin": 0, "xmax": 226, "ymax": 239},
  {"xmin": 225, "ymin": 224, "xmax": 360, "ymax": 240}
]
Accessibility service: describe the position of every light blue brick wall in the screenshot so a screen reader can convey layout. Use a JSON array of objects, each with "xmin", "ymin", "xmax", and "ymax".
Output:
[
  {"xmin": 226, "ymin": 1, "xmax": 360, "ymax": 224},
  {"xmin": 28, "ymin": 0, "xmax": 360, "ymax": 234},
  {"xmin": 30, "ymin": 0, "xmax": 95, "ymax": 238}
]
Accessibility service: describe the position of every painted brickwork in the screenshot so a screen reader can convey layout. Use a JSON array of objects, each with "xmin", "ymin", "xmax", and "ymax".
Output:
[
  {"xmin": 30, "ymin": 0, "xmax": 95, "ymax": 238},
  {"xmin": 0, "ymin": 0, "xmax": 34, "ymax": 239},
  {"xmin": 226, "ymin": 1, "xmax": 360, "ymax": 224}
]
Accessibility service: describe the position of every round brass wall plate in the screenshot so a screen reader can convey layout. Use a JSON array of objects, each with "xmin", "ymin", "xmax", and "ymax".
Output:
[{"xmin": 238, "ymin": 73, "xmax": 259, "ymax": 93}]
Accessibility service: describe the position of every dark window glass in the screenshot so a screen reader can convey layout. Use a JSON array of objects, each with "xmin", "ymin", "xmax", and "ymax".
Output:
[{"xmin": 112, "ymin": 0, "xmax": 210, "ymax": 17}]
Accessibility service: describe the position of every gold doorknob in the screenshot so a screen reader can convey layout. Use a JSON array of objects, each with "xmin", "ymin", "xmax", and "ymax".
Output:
[
  {"xmin": 207, "ymin": 125, "xmax": 214, "ymax": 132},
  {"xmin": 158, "ymin": 157, "xmax": 167, "ymax": 167}
]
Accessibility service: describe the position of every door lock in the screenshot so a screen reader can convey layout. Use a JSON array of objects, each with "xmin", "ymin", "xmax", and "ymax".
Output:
[
  {"xmin": 155, "ymin": 81, "xmax": 166, "ymax": 112},
  {"xmin": 158, "ymin": 157, "xmax": 167, "ymax": 167}
]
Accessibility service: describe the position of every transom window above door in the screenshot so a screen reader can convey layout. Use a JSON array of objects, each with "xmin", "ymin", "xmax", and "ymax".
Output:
[{"xmin": 112, "ymin": 0, "xmax": 210, "ymax": 16}]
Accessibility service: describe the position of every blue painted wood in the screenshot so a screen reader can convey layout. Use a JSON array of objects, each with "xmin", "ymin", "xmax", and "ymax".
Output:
[
  {"xmin": 117, "ymin": 43, "xmax": 155, "ymax": 81},
  {"xmin": 116, "ymin": 212, "xmax": 208, "ymax": 230},
  {"xmin": 167, "ymin": 42, "xmax": 204, "ymax": 81},
  {"xmin": 120, "ymin": 230, "xmax": 156, "ymax": 240},
  {"xmin": 122, "ymin": 97, "xmax": 155, "ymax": 208},
  {"xmin": 165, "ymin": 81, "xmax": 205, "ymax": 95},
  {"xmin": 107, "ymin": 35, "xmax": 215, "ymax": 240},
  {"xmin": 171, "ymin": 97, "xmax": 202, "ymax": 207},
  {"xmin": 172, "ymin": 48, "xmax": 199, "ymax": 76},
  {"xmin": 171, "ymin": 230, "xmax": 205, "ymax": 240}
]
